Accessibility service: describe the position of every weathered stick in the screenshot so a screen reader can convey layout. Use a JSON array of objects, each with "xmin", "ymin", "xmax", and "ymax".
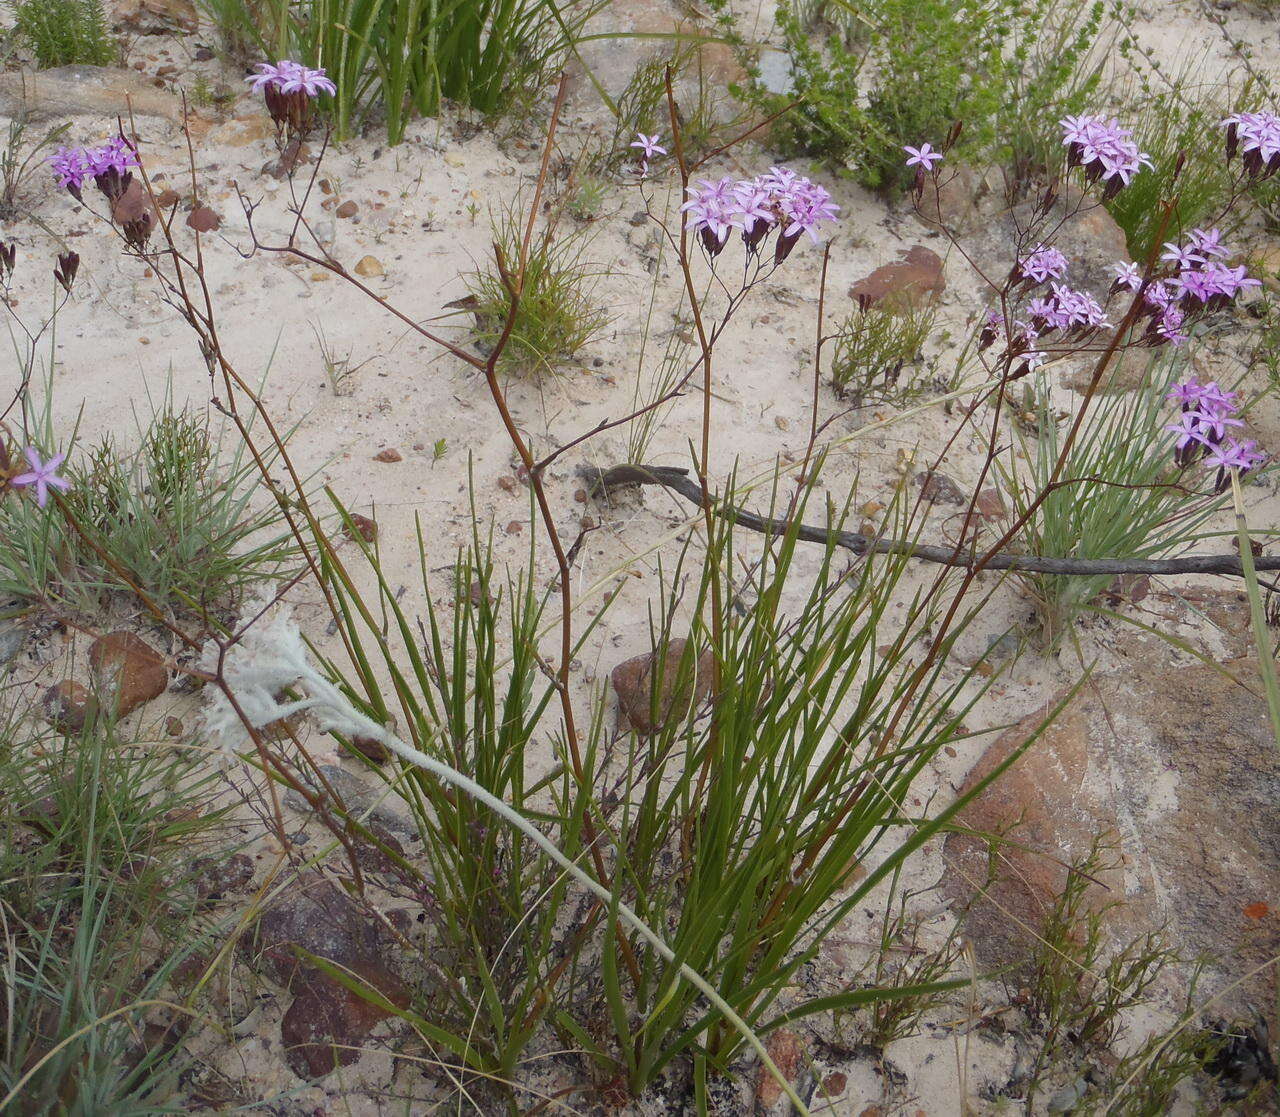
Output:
[{"xmin": 587, "ymin": 463, "xmax": 1280, "ymax": 577}]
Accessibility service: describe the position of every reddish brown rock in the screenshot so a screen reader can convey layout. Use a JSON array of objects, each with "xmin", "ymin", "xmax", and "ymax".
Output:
[
  {"xmin": 611, "ymin": 637, "xmax": 715, "ymax": 735},
  {"xmin": 349, "ymin": 732, "xmax": 391, "ymax": 764},
  {"xmin": 754, "ymin": 1026, "xmax": 808, "ymax": 1116},
  {"xmin": 372, "ymin": 448, "xmax": 402, "ymax": 463},
  {"xmin": 246, "ymin": 874, "xmax": 409, "ymax": 1079},
  {"xmin": 89, "ymin": 631, "xmax": 168, "ymax": 718},
  {"xmin": 849, "ymin": 246, "xmax": 945, "ymax": 311},
  {"xmin": 335, "ymin": 200, "xmax": 358, "ymax": 219},
  {"xmin": 343, "ymin": 513, "xmax": 378, "ymax": 543},
  {"xmin": 42, "ymin": 680, "xmax": 98, "ymax": 734},
  {"xmin": 943, "ymin": 659, "xmax": 1280, "ymax": 1006}
]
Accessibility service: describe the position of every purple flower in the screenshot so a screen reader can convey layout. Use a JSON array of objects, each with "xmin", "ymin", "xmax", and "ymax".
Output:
[
  {"xmin": 10, "ymin": 447, "xmax": 71, "ymax": 507},
  {"xmin": 1187, "ymin": 227, "xmax": 1230, "ymax": 259},
  {"xmin": 681, "ymin": 176, "xmax": 743, "ymax": 250},
  {"xmin": 49, "ymin": 146, "xmax": 92, "ymax": 195},
  {"xmin": 1111, "ymin": 261, "xmax": 1143, "ymax": 291},
  {"xmin": 1161, "ymin": 241, "xmax": 1205, "ymax": 271},
  {"xmin": 1017, "ymin": 244, "xmax": 1069, "ymax": 284},
  {"xmin": 1045, "ymin": 282, "xmax": 1111, "ymax": 331},
  {"xmin": 90, "ymin": 136, "xmax": 139, "ymax": 177},
  {"xmin": 1156, "ymin": 306, "xmax": 1188, "ymax": 347},
  {"xmin": 903, "ymin": 143, "xmax": 943, "ymax": 171},
  {"xmin": 248, "ymin": 60, "xmax": 335, "ymax": 97},
  {"xmin": 1188, "ymin": 404, "xmax": 1244, "ymax": 442},
  {"xmin": 1204, "ymin": 437, "xmax": 1266, "ymax": 473},
  {"xmin": 775, "ymin": 176, "xmax": 839, "ymax": 243},
  {"xmin": 1165, "ymin": 412, "xmax": 1214, "ymax": 453},
  {"xmin": 1143, "ymin": 280, "xmax": 1174, "ymax": 309},
  {"xmin": 1060, "ymin": 114, "xmax": 1152, "ymax": 195},
  {"xmin": 630, "ymin": 133, "xmax": 667, "ymax": 161},
  {"xmin": 1223, "ymin": 110, "xmax": 1280, "ymax": 176}
]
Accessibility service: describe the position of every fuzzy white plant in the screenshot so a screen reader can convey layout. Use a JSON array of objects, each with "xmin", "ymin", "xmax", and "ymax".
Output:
[{"xmin": 200, "ymin": 590, "xmax": 808, "ymax": 1113}]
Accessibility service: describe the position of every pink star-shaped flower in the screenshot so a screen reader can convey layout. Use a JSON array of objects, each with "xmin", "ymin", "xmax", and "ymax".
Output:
[{"xmin": 11, "ymin": 447, "xmax": 71, "ymax": 507}]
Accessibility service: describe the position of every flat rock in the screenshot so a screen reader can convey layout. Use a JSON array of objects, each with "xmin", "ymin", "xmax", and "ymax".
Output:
[
  {"xmin": 942, "ymin": 658, "xmax": 1280, "ymax": 1006},
  {"xmin": 0, "ymin": 66, "xmax": 185, "ymax": 122},
  {"xmin": 245, "ymin": 874, "xmax": 409, "ymax": 1079},
  {"xmin": 849, "ymin": 246, "xmax": 945, "ymax": 311},
  {"xmin": 611, "ymin": 636, "xmax": 715, "ymax": 735},
  {"xmin": 1060, "ymin": 348, "xmax": 1157, "ymax": 395}
]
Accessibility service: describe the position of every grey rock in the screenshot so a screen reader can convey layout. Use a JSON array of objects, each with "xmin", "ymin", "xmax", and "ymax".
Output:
[
  {"xmin": 284, "ymin": 763, "xmax": 414, "ymax": 837},
  {"xmin": 0, "ymin": 66, "xmax": 184, "ymax": 122}
]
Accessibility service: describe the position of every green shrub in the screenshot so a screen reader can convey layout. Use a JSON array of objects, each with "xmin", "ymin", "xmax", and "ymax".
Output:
[
  {"xmin": 751, "ymin": 0, "xmax": 1106, "ymax": 195},
  {"xmin": 994, "ymin": 360, "xmax": 1237, "ymax": 641},
  {"xmin": 11, "ymin": 0, "xmax": 115, "ymax": 69},
  {"xmin": 830, "ymin": 300, "xmax": 937, "ymax": 404},
  {"xmin": 0, "ymin": 711, "xmax": 226, "ymax": 1112},
  {"xmin": 1103, "ymin": 61, "xmax": 1244, "ymax": 262}
]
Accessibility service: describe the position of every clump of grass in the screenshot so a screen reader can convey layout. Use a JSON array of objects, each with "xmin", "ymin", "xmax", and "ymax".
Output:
[
  {"xmin": 196, "ymin": 0, "xmax": 600, "ymax": 143},
  {"xmin": 994, "ymin": 361, "xmax": 1235, "ymax": 642},
  {"xmin": 12, "ymin": 0, "xmax": 116, "ymax": 69},
  {"xmin": 830, "ymin": 300, "xmax": 936, "ymax": 405},
  {"xmin": 464, "ymin": 201, "xmax": 610, "ymax": 377},
  {"xmin": 0, "ymin": 708, "xmax": 226, "ymax": 1111},
  {"xmin": 0, "ymin": 116, "xmax": 70, "ymax": 222},
  {"xmin": 0, "ymin": 402, "xmax": 298, "ymax": 620}
]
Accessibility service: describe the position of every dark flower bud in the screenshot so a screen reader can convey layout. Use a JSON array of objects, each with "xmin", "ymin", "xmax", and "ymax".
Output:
[
  {"xmin": 122, "ymin": 215, "xmax": 153, "ymax": 251},
  {"xmin": 54, "ymin": 252, "xmax": 79, "ymax": 292},
  {"xmin": 699, "ymin": 226, "xmax": 726, "ymax": 259},
  {"xmin": 774, "ymin": 228, "xmax": 802, "ymax": 265},
  {"xmin": 0, "ymin": 242, "xmax": 15, "ymax": 279}
]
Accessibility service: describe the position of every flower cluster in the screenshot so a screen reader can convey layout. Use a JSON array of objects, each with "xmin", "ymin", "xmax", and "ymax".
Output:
[
  {"xmin": 1223, "ymin": 110, "xmax": 1280, "ymax": 179},
  {"xmin": 1027, "ymin": 282, "xmax": 1111, "ymax": 334},
  {"xmin": 247, "ymin": 60, "xmax": 335, "ymax": 136},
  {"xmin": 49, "ymin": 136, "xmax": 139, "ymax": 203},
  {"xmin": 1164, "ymin": 378, "xmax": 1265, "ymax": 488},
  {"xmin": 1060, "ymin": 115, "xmax": 1153, "ymax": 198},
  {"xmin": 983, "ymin": 240, "xmax": 1113, "ymax": 375},
  {"xmin": 1016, "ymin": 244, "xmax": 1069, "ymax": 285},
  {"xmin": 681, "ymin": 168, "xmax": 838, "ymax": 263},
  {"xmin": 1114, "ymin": 228, "xmax": 1261, "ymax": 348}
]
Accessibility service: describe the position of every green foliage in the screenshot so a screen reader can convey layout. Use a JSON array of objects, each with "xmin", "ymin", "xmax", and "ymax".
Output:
[
  {"xmin": 0, "ymin": 402, "xmax": 298, "ymax": 620},
  {"xmin": 1103, "ymin": 62, "xmax": 1243, "ymax": 262},
  {"xmin": 197, "ymin": 0, "xmax": 599, "ymax": 143},
  {"xmin": 305, "ymin": 467, "xmax": 1046, "ymax": 1106},
  {"xmin": 753, "ymin": 0, "xmax": 1106, "ymax": 194},
  {"xmin": 829, "ymin": 300, "xmax": 937, "ymax": 404},
  {"xmin": 465, "ymin": 201, "xmax": 610, "ymax": 377},
  {"xmin": 11, "ymin": 0, "xmax": 115, "ymax": 69},
  {"xmin": 994, "ymin": 359, "xmax": 1235, "ymax": 641},
  {"xmin": 0, "ymin": 117, "xmax": 70, "ymax": 222},
  {"xmin": 0, "ymin": 711, "xmax": 225, "ymax": 1112}
]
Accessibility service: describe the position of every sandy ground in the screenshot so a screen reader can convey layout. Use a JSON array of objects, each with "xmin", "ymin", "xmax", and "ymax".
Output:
[{"xmin": 2, "ymin": 0, "xmax": 1280, "ymax": 1111}]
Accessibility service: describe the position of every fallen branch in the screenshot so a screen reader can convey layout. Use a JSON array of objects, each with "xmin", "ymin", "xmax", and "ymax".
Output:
[{"xmin": 587, "ymin": 463, "xmax": 1280, "ymax": 578}]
